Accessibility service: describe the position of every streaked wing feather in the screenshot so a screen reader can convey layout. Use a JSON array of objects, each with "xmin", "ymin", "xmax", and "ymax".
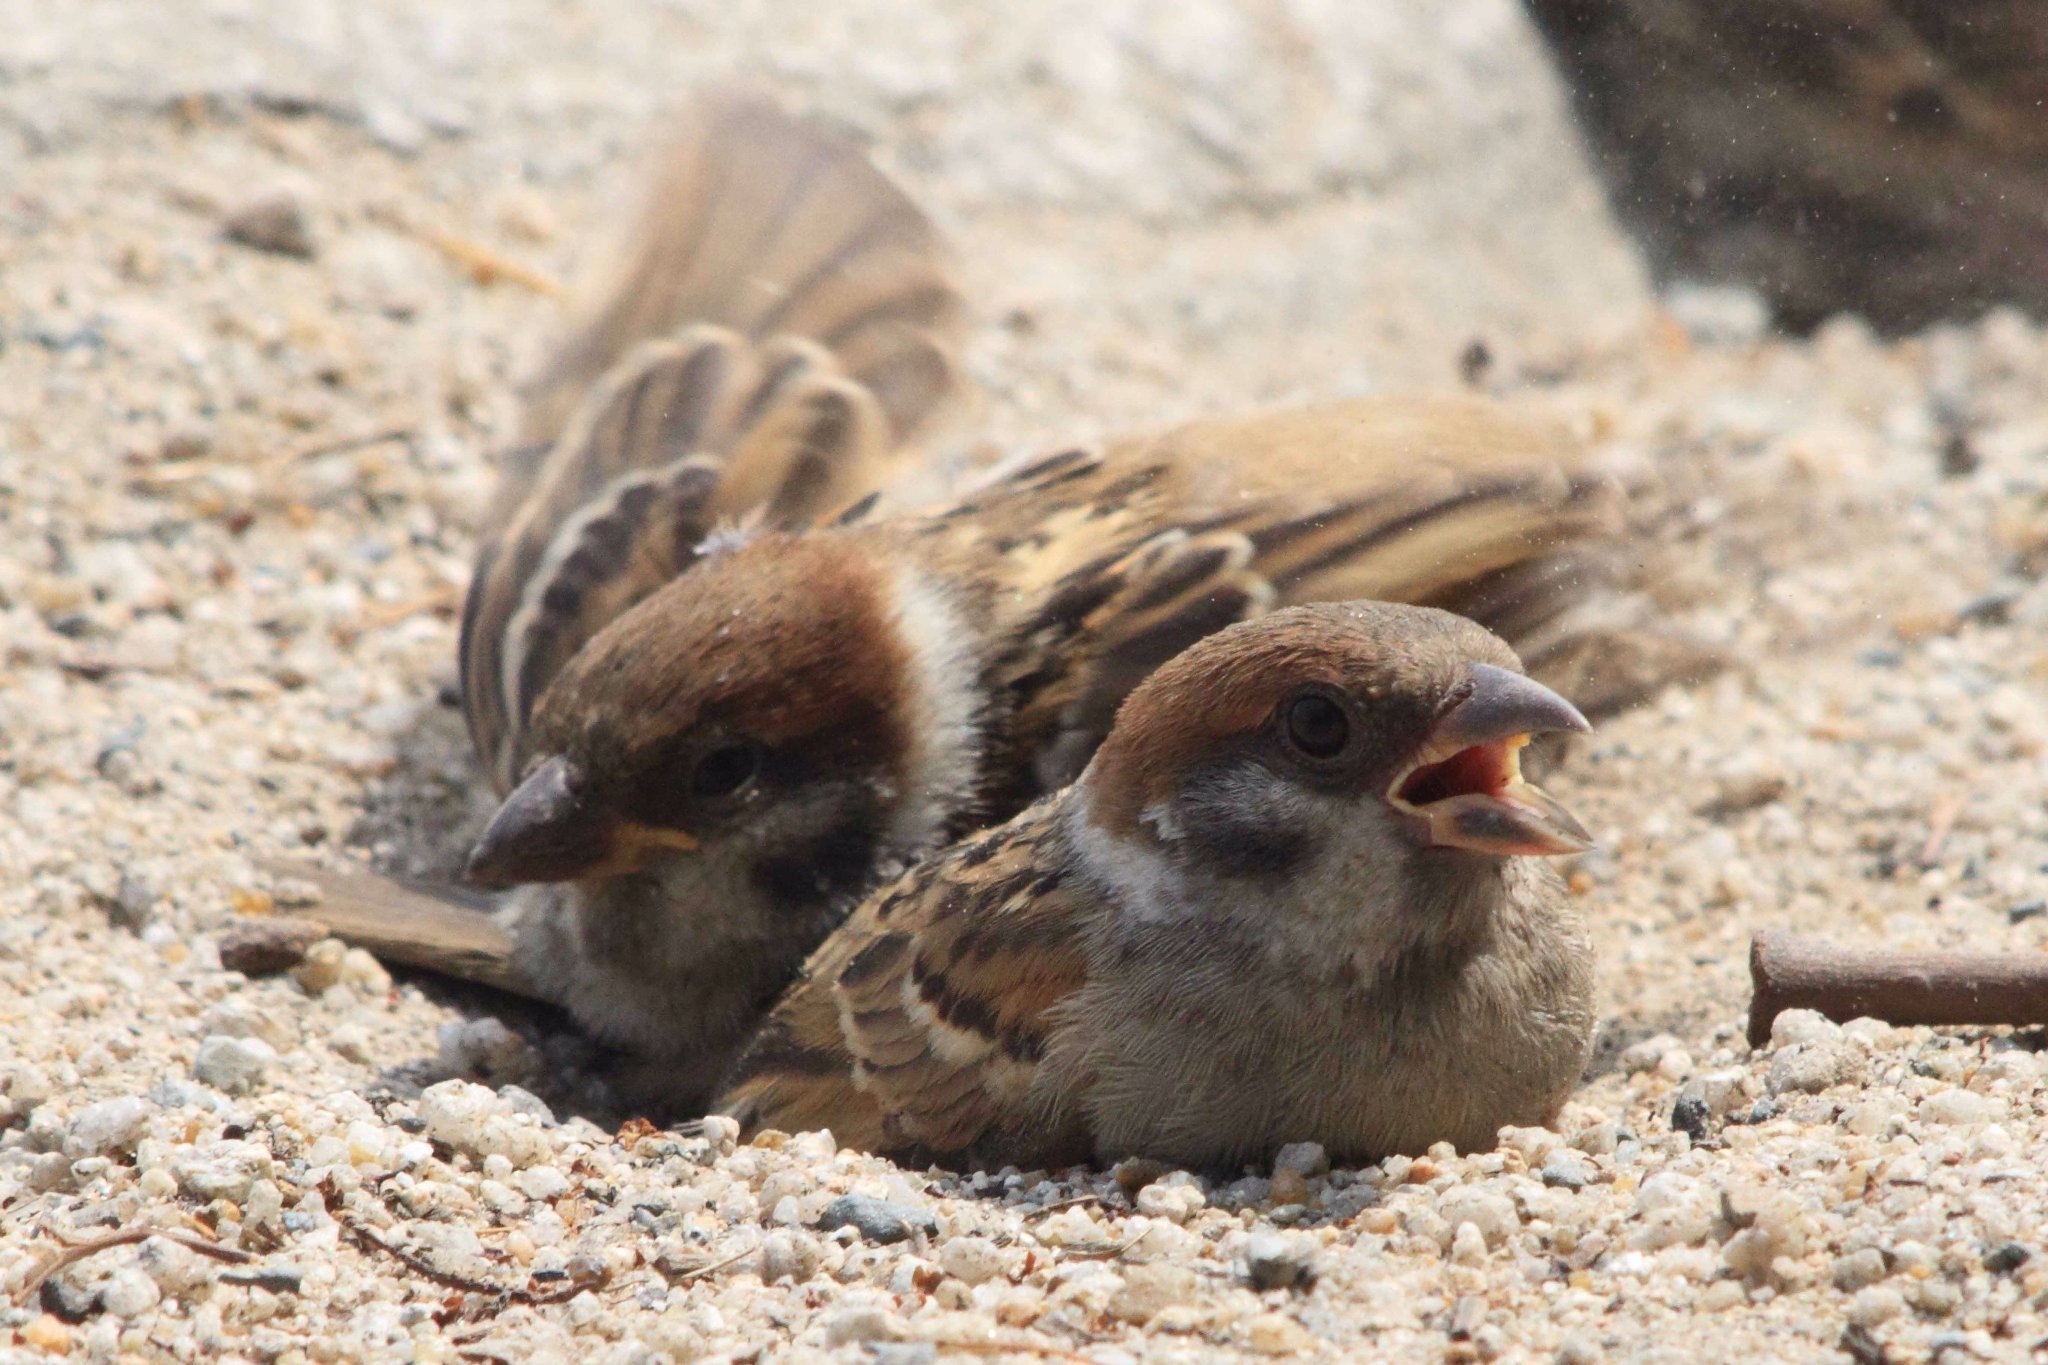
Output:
[
  {"xmin": 461, "ymin": 91, "xmax": 968, "ymax": 784},
  {"xmin": 715, "ymin": 805, "xmax": 1090, "ymax": 1162}
]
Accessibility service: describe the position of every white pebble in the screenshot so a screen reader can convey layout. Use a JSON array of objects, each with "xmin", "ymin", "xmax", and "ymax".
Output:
[
  {"xmin": 193, "ymin": 1034, "xmax": 276, "ymax": 1095},
  {"xmin": 97, "ymin": 1267, "xmax": 161, "ymax": 1318},
  {"xmin": 515, "ymin": 1165, "xmax": 570, "ymax": 1201},
  {"xmin": 938, "ymin": 1235, "xmax": 1007, "ymax": 1286},
  {"xmin": 1768, "ymin": 1009, "xmax": 1842, "ymax": 1049},
  {"xmin": 63, "ymin": 1097, "xmax": 153, "ymax": 1158},
  {"xmin": 1449, "ymin": 1221, "xmax": 1488, "ymax": 1265},
  {"xmin": 1847, "ymin": 1285, "xmax": 1906, "ymax": 1327},
  {"xmin": 1920, "ymin": 1090, "xmax": 1988, "ymax": 1126}
]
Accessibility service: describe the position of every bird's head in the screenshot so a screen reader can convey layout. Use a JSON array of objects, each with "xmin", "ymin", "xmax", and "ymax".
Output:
[
  {"xmin": 464, "ymin": 530, "xmax": 975, "ymax": 925},
  {"xmin": 1077, "ymin": 601, "xmax": 1592, "ymax": 947}
]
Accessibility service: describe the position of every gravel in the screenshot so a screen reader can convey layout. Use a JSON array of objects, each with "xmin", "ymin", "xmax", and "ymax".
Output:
[{"xmin": 4, "ymin": 0, "xmax": 2048, "ymax": 1361}]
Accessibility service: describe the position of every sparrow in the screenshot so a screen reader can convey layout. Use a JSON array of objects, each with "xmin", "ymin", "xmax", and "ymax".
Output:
[
  {"xmin": 287, "ymin": 90, "xmax": 1661, "ymax": 1114},
  {"xmin": 714, "ymin": 601, "xmax": 1599, "ymax": 1169}
]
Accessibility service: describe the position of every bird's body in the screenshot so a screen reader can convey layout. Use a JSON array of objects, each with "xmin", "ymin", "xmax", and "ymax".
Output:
[
  {"xmin": 716, "ymin": 602, "xmax": 1598, "ymax": 1169},
  {"xmin": 287, "ymin": 92, "xmax": 1663, "ymax": 1115}
]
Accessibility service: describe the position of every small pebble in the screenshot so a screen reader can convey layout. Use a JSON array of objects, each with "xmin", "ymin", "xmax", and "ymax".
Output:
[
  {"xmin": 1768, "ymin": 1009, "xmax": 1842, "ymax": 1049},
  {"xmin": 217, "ymin": 918, "xmax": 328, "ymax": 976},
  {"xmin": 1556, "ymin": 1331, "xmax": 1604, "ymax": 1364},
  {"xmin": 1846, "ymin": 1285, "xmax": 1906, "ymax": 1328},
  {"xmin": 1242, "ymin": 1233, "xmax": 1317, "ymax": 1292},
  {"xmin": 192, "ymin": 1034, "xmax": 276, "ymax": 1095},
  {"xmin": 816, "ymin": 1193, "xmax": 937, "ymax": 1245},
  {"xmin": 1670, "ymin": 1095, "xmax": 1712, "ymax": 1143},
  {"xmin": 937, "ymin": 1235, "xmax": 1006, "ymax": 1286},
  {"xmin": 1832, "ymin": 1247, "xmax": 1888, "ymax": 1292},
  {"xmin": 1244, "ymin": 1312, "xmax": 1314, "ymax": 1355},
  {"xmin": 21, "ymin": 1314, "xmax": 70, "ymax": 1354},
  {"xmin": 63, "ymin": 1096, "xmax": 153, "ymax": 1158},
  {"xmin": 222, "ymin": 188, "xmax": 316, "ymax": 258},
  {"xmin": 1272, "ymin": 1141, "xmax": 1329, "ymax": 1176},
  {"xmin": 1450, "ymin": 1220, "xmax": 1489, "ymax": 1265},
  {"xmin": 1983, "ymin": 1242, "xmax": 2031, "ymax": 1274},
  {"xmin": 293, "ymin": 937, "xmax": 347, "ymax": 994},
  {"xmin": 1919, "ymin": 1090, "xmax": 1987, "ymax": 1125},
  {"xmin": 97, "ymin": 1268, "xmax": 161, "ymax": 1318},
  {"xmin": 1768, "ymin": 1040, "xmax": 1860, "ymax": 1095}
]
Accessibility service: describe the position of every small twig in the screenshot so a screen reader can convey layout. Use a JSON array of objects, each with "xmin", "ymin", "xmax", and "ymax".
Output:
[
  {"xmin": 1748, "ymin": 930, "xmax": 2048, "ymax": 1047},
  {"xmin": 16, "ymin": 1225, "xmax": 252, "ymax": 1303},
  {"xmin": 1028, "ymin": 1194, "xmax": 1101, "ymax": 1216},
  {"xmin": 358, "ymin": 584, "xmax": 460, "ymax": 628},
  {"xmin": 1919, "ymin": 791, "xmax": 1963, "ymax": 868},
  {"xmin": 337, "ymin": 1214, "xmax": 591, "ymax": 1309},
  {"xmin": 369, "ymin": 206, "xmax": 565, "ymax": 297},
  {"xmin": 275, "ymin": 427, "xmax": 414, "ymax": 466},
  {"xmin": 338, "ymin": 1217, "xmax": 507, "ymax": 1297},
  {"xmin": 659, "ymin": 1243, "xmax": 759, "ymax": 1284},
  {"xmin": 1060, "ymin": 1234, "xmax": 1143, "ymax": 1261}
]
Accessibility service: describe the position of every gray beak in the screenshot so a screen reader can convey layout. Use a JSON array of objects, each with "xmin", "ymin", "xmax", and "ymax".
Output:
[
  {"xmin": 466, "ymin": 756, "xmax": 639, "ymax": 888},
  {"xmin": 1392, "ymin": 664, "xmax": 1594, "ymax": 858}
]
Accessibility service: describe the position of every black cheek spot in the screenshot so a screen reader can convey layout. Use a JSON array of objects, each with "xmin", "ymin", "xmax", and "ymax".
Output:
[
  {"xmin": 751, "ymin": 802, "xmax": 889, "ymax": 913},
  {"xmin": 1175, "ymin": 764, "xmax": 1316, "ymax": 880}
]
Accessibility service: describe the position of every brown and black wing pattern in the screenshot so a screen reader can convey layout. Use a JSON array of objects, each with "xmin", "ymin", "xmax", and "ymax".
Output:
[
  {"xmin": 716, "ymin": 802, "xmax": 1094, "ymax": 1167},
  {"xmin": 461, "ymin": 90, "xmax": 967, "ymax": 787}
]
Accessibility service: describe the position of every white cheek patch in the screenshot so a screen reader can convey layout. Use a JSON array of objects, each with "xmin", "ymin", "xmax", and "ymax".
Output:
[
  {"xmin": 885, "ymin": 569, "xmax": 984, "ymax": 852},
  {"xmin": 1066, "ymin": 786, "xmax": 1192, "ymax": 926}
]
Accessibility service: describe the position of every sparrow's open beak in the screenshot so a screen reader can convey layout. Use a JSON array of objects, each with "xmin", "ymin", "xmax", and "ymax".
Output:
[
  {"xmin": 1389, "ymin": 663, "xmax": 1594, "ymax": 858},
  {"xmin": 465, "ymin": 755, "xmax": 697, "ymax": 888}
]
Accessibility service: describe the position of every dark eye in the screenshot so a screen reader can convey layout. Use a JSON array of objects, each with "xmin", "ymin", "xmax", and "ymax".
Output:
[
  {"xmin": 1283, "ymin": 693, "xmax": 1350, "ymax": 760},
  {"xmin": 689, "ymin": 742, "xmax": 760, "ymax": 800}
]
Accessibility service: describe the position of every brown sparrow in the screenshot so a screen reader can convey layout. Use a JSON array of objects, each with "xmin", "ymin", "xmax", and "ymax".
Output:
[
  {"xmin": 289, "ymin": 92, "xmax": 1644, "ymax": 1114},
  {"xmin": 715, "ymin": 601, "xmax": 1598, "ymax": 1168}
]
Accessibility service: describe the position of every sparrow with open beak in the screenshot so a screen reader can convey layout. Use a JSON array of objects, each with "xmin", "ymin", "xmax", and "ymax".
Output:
[{"xmin": 716, "ymin": 601, "xmax": 1598, "ymax": 1169}]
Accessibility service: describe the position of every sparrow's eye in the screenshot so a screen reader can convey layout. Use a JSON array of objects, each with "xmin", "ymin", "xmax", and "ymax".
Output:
[
  {"xmin": 1282, "ymin": 692, "xmax": 1350, "ymax": 760},
  {"xmin": 690, "ymin": 741, "xmax": 760, "ymax": 800}
]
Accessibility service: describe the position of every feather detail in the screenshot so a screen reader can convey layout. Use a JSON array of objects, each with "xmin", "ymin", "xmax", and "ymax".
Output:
[
  {"xmin": 715, "ymin": 803, "xmax": 1093, "ymax": 1165},
  {"xmin": 460, "ymin": 91, "xmax": 968, "ymax": 785}
]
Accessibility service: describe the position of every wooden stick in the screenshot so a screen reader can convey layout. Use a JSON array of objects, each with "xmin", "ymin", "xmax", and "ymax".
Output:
[{"xmin": 1748, "ymin": 930, "xmax": 2048, "ymax": 1048}]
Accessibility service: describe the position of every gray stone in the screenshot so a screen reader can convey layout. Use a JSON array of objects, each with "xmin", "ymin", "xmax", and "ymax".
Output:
[
  {"xmin": 816, "ymin": 1194, "xmax": 938, "ymax": 1245},
  {"xmin": 222, "ymin": 189, "xmax": 316, "ymax": 259}
]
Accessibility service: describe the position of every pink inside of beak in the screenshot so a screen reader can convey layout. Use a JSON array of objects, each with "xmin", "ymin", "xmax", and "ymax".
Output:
[{"xmin": 1396, "ymin": 739, "xmax": 1518, "ymax": 808}]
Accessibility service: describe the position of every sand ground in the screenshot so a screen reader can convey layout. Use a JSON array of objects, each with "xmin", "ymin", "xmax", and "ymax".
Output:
[{"xmin": 3, "ymin": 3, "xmax": 2047, "ymax": 1361}]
